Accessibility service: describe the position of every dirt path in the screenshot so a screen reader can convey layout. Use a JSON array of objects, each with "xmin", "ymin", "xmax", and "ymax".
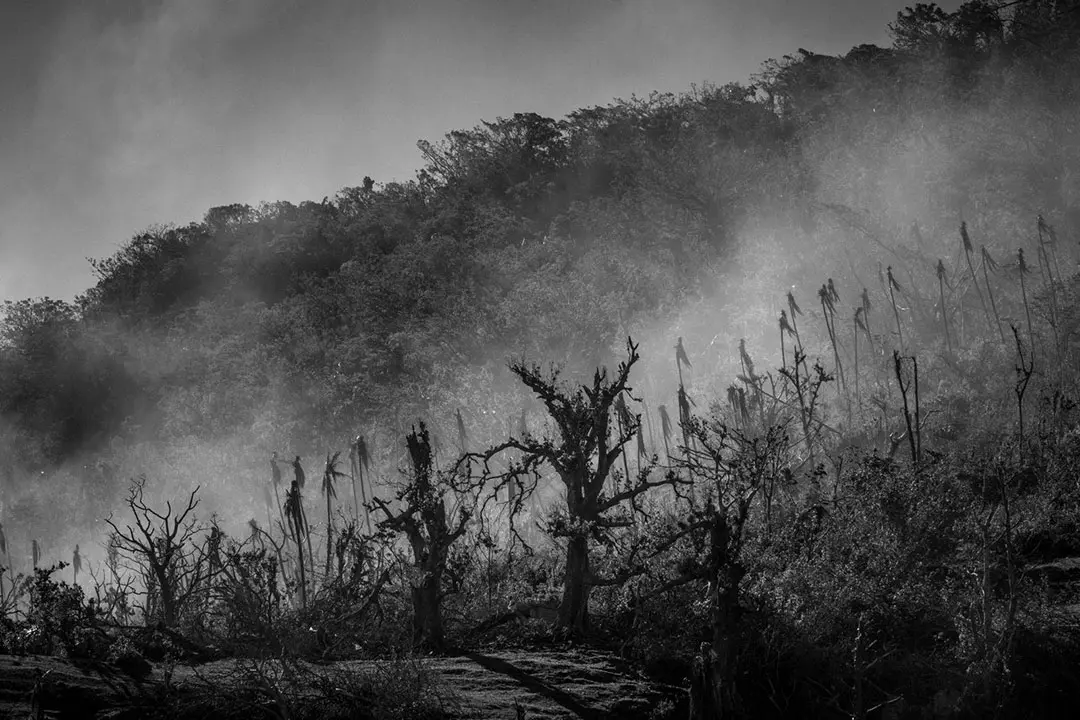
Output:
[{"xmin": 0, "ymin": 648, "xmax": 683, "ymax": 719}]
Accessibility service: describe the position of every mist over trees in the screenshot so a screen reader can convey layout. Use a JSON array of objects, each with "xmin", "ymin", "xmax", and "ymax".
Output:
[
  {"xmin": 0, "ymin": 1, "xmax": 1075, "ymax": 475},
  {"xmin": 2, "ymin": 3, "xmax": 1080, "ymax": 716}
]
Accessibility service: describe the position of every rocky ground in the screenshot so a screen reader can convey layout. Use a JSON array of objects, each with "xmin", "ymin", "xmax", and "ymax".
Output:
[{"xmin": 0, "ymin": 646, "xmax": 683, "ymax": 719}]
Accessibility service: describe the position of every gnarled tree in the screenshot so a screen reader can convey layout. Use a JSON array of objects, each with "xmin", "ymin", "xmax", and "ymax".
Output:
[
  {"xmin": 371, "ymin": 423, "xmax": 481, "ymax": 651},
  {"xmin": 501, "ymin": 337, "xmax": 685, "ymax": 635}
]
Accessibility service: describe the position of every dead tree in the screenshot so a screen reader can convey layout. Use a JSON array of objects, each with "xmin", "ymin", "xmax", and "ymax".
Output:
[
  {"xmin": 371, "ymin": 423, "xmax": 480, "ymax": 652},
  {"xmin": 105, "ymin": 476, "xmax": 219, "ymax": 629},
  {"xmin": 283, "ymin": 479, "xmax": 309, "ymax": 609},
  {"xmin": 322, "ymin": 452, "xmax": 347, "ymax": 578},
  {"xmin": 498, "ymin": 337, "xmax": 686, "ymax": 635}
]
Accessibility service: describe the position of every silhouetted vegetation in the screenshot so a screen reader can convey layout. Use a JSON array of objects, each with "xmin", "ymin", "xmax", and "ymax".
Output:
[{"xmin": 4, "ymin": 2, "xmax": 1080, "ymax": 718}]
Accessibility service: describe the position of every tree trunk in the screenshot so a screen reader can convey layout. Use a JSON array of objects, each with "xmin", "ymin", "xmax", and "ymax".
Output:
[
  {"xmin": 161, "ymin": 594, "xmax": 177, "ymax": 629},
  {"xmin": 154, "ymin": 566, "xmax": 177, "ymax": 628},
  {"xmin": 412, "ymin": 570, "xmax": 444, "ymax": 651},
  {"xmin": 292, "ymin": 516, "xmax": 307, "ymax": 609},
  {"xmin": 690, "ymin": 512, "xmax": 745, "ymax": 720},
  {"xmin": 690, "ymin": 645, "xmax": 742, "ymax": 720},
  {"xmin": 559, "ymin": 534, "xmax": 590, "ymax": 635},
  {"xmin": 706, "ymin": 575, "xmax": 743, "ymax": 718}
]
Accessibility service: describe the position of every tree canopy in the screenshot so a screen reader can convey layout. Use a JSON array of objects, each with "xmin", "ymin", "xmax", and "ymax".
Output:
[{"xmin": 2, "ymin": 0, "xmax": 1078, "ymax": 474}]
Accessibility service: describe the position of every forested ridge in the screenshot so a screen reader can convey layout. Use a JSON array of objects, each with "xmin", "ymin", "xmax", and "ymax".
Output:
[
  {"xmin": 3, "ymin": 2, "xmax": 1080, "ymax": 718},
  {"xmin": 3, "ymin": 1, "xmax": 1078, "ymax": 472}
]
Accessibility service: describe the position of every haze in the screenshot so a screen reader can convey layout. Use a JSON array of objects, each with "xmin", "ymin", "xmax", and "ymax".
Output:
[{"xmin": 0, "ymin": 0, "xmax": 960, "ymax": 304}]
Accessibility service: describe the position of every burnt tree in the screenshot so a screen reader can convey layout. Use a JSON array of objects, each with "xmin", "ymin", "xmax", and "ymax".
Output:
[
  {"xmin": 105, "ymin": 477, "xmax": 221, "ymax": 628},
  {"xmin": 371, "ymin": 423, "xmax": 477, "ymax": 651},
  {"xmin": 502, "ymin": 338, "xmax": 684, "ymax": 635}
]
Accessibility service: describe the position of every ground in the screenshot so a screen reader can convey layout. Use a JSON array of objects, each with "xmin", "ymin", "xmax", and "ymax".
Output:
[{"xmin": 0, "ymin": 646, "xmax": 683, "ymax": 719}]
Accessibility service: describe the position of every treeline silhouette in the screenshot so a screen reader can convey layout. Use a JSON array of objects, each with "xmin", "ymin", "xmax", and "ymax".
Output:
[{"xmin": 2, "ymin": 2, "xmax": 1077, "ymax": 472}]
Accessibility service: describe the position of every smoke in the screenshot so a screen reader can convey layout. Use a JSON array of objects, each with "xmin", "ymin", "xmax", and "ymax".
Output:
[{"xmin": 3, "ymin": 0, "xmax": 1071, "ymax": 602}]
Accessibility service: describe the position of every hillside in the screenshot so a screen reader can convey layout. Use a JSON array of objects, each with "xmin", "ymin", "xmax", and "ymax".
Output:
[
  {"xmin": 3, "ymin": 2, "xmax": 1080, "ymax": 718},
  {"xmin": 1, "ymin": 3, "xmax": 1078, "ymax": 478}
]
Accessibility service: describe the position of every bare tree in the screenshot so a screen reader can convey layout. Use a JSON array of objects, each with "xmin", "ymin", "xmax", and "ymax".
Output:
[{"xmin": 105, "ymin": 476, "xmax": 219, "ymax": 629}]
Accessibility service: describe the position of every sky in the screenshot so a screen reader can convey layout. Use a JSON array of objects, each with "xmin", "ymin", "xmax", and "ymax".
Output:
[{"xmin": 0, "ymin": 0, "xmax": 964, "ymax": 304}]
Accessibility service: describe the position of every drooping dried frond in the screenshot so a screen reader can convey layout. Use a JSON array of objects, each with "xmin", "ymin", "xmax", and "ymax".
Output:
[
  {"xmin": 887, "ymin": 266, "xmax": 903, "ymax": 294},
  {"xmin": 738, "ymin": 339, "xmax": 756, "ymax": 380},
  {"xmin": 1037, "ymin": 215, "xmax": 1057, "ymax": 245},
  {"xmin": 860, "ymin": 287, "xmax": 873, "ymax": 342},
  {"xmin": 827, "ymin": 278, "xmax": 840, "ymax": 304},
  {"xmin": 855, "ymin": 307, "xmax": 872, "ymax": 344},
  {"xmin": 724, "ymin": 385, "xmax": 750, "ymax": 424},
  {"xmin": 936, "ymin": 259, "xmax": 950, "ymax": 288},
  {"xmin": 787, "ymin": 291, "xmax": 802, "ymax": 317},
  {"xmin": 323, "ymin": 451, "xmax": 346, "ymax": 500},
  {"xmin": 960, "ymin": 221, "xmax": 973, "ymax": 254},
  {"xmin": 270, "ymin": 452, "xmax": 282, "ymax": 488},
  {"xmin": 982, "ymin": 246, "xmax": 1000, "ymax": 275},
  {"xmin": 818, "ymin": 284, "xmax": 836, "ymax": 316},
  {"xmin": 960, "ymin": 225, "xmax": 998, "ymax": 342},
  {"xmin": 284, "ymin": 481, "xmax": 308, "ymax": 539},
  {"xmin": 658, "ymin": 404, "xmax": 673, "ymax": 440},
  {"xmin": 779, "ymin": 310, "xmax": 796, "ymax": 338},
  {"xmin": 678, "ymin": 386, "xmax": 693, "ymax": 427},
  {"xmin": 676, "ymin": 336, "xmax": 692, "ymax": 370},
  {"xmin": 352, "ymin": 435, "xmax": 371, "ymax": 470},
  {"xmin": 293, "ymin": 456, "xmax": 306, "ymax": 489},
  {"xmin": 819, "ymin": 285, "xmax": 846, "ymax": 391}
]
